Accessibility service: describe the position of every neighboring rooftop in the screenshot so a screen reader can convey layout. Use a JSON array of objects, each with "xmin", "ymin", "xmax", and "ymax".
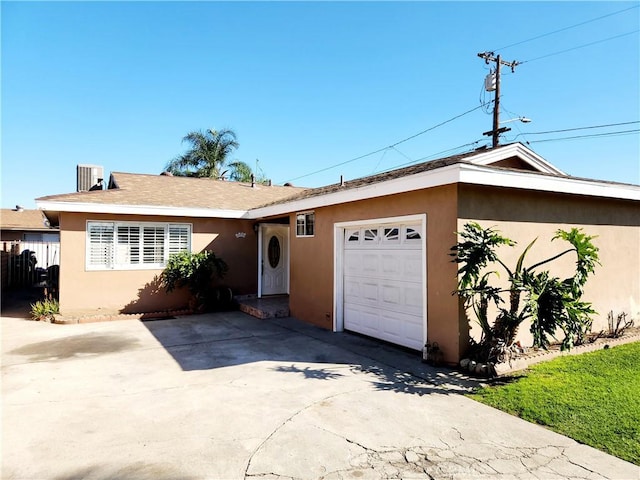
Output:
[{"xmin": 0, "ymin": 208, "xmax": 50, "ymax": 231}]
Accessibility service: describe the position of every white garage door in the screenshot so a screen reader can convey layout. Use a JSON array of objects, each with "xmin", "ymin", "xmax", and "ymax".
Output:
[{"xmin": 342, "ymin": 222, "xmax": 425, "ymax": 350}]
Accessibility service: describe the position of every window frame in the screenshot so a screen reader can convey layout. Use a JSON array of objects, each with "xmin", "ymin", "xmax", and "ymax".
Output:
[
  {"xmin": 86, "ymin": 220, "xmax": 192, "ymax": 271},
  {"xmin": 295, "ymin": 211, "xmax": 315, "ymax": 238}
]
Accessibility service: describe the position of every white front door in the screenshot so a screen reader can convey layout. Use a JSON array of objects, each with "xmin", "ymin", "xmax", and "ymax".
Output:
[{"xmin": 261, "ymin": 225, "xmax": 289, "ymax": 296}]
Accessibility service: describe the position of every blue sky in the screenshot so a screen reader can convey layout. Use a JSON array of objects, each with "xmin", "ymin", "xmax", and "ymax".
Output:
[{"xmin": 2, "ymin": 1, "xmax": 639, "ymax": 209}]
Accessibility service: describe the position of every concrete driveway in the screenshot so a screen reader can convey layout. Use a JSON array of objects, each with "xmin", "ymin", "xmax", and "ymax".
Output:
[{"xmin": 2, "ymin": 311, "xmax": 637, "ymax": 480}]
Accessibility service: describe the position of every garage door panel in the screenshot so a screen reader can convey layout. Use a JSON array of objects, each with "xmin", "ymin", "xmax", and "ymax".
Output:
[
  {"xmin": 403, "ymin": 255, "xmax": 423, "ymax": 281},
  {"xmin": 381, "ymin": 254, "xmax": 402, "ymax": 276},
  {"xmin": 344, "ymin": 253, "xmax": 363, "ymax": 275},
  {"xmin": 345, "ymin": 305, "xmax": 380, "ymax": 337},
  {"xmin": 345, "ymin": 277, "xmax": 379, "ymax": 306},
  {"xmin": 380, "ymin": 283, "xmax": 402, "ymax": 306},
  {"xmin": 345, "ymin": 277, "xmax": 420, "ymax": 314},
  {"xmin": 379, "ymin": 282, "xmax": 421, "ymax": 315},
  {"xmin": 381, "ymin": 310, "xmax": 424, "ymax": 351},
  {"xmin": 346, "ymin": 250, "xmax": 421, "ymax": 282},
  {"xmin": 362, "ymin": 253, "xmax": 380, "ymax": 275},
  {"xmin": 345, "ymin": 307, "xmax": 423, "ymax": 351}
]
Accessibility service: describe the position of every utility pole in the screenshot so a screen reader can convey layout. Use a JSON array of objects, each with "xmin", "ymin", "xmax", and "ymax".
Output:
[{"xmin": 478, "ymin": 52, "xmax": 519, "ymax": 148}]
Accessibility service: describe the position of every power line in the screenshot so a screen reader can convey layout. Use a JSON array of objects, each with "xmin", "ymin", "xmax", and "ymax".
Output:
[
  {"xmin": 513, "ymin": 121, "xmax": 640, "ymax": 139},
  {"xmin": 493, "ymin": 4, "xmax": 639, "ymax": 52},
  {"xmin": 387, "ymin": 104, "xmax": 486, "ymax": 148},
  {"xmin": 278, "ymin": 104, "xmax": 486, "ymax": 184},
  {"xmin": 378, "ymin": 140, "xmax": 486, "ymax": 174},
  {"xmin": 520, "ymin": 30, "xmax": 639, "ymax": 64},
  {"xmin": 528, "ymin": 129, "xmax": 640, "ymax": 144}
]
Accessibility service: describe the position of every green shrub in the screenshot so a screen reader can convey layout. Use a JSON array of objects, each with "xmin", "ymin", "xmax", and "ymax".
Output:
[
  {"xmin": 161, "ymin": 251, "xmax": 228, "ymax": 311},
  {"xmin": 30, "ymin": 299, "xmax": 60, "ymax": 322}
]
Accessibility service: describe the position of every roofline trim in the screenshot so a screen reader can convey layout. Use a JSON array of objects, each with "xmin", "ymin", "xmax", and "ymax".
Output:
[
  {"xmin": 469, "ymin": 143, "xmax": 566, "ymax": 175},
  {"xmin": 249, "ymin": 163, "xmax": 462, "ymax": 218},
  {"xmin": 250, "ymin": 163, "xmax": 640, "ymax": 218},
  {"xmin": 34, "ymin": 201, "xmax": 250, "ymax": 219},
  {"xmin": 1, "ymin": 227, "xmax": 57, "ymax": 232},
  {"xmin": 460, "ymin": 164, "xmax": 640, "ymax": 200}
]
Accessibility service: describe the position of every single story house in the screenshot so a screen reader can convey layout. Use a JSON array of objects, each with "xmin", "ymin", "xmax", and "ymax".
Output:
[{"xmin": 36, "ymin": 143, "xmax": 640, "ymax": 363}]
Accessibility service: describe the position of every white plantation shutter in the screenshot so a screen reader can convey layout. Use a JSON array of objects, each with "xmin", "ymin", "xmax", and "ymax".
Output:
[
  {"xmin": 168, "ymin": 225, "xmax": 190, "ymax": 256},
  {"xmin": 116, "ymin": 225, "xmax": 140, "ymax": 265},
  {"xmin": 86, "ymin": 221, "xmax": 191, "ymax": 270},
  {"xmin": 143, "ymin": 226, "xmax": 165, "ymax": 265},
  {"xmin": 88, "ymin": 223, "xmax": 114, "ymax": 269}
]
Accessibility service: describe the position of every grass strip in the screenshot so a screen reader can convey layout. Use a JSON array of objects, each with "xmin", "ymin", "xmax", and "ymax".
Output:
[{"xmin": 469, "ymin": 341, "xmax": 640, "ymax": 465}]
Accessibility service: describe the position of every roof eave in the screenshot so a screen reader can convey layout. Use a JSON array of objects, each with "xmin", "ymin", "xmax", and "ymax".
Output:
[
  {"xmin": 34, "ymin": 201, "xmax": 251, "ymax": 220},
  {"xmin": 470, "ymin": 143, "xmax": 567, "ymax": 175},
  {"xmin": 459, "ymin": 164, "xmax": 640, "ymax": 200},
  {"xmin": 251, "ymin": 163, "xmax": 639, "ymax": 218},
  {"xmin": 249, "ymin": 163, "xmax": 463, "ymax": 219}
]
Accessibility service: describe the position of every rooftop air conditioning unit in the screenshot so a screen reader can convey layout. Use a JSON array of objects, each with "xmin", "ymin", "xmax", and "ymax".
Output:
[{"xmin": 77, "ymin": 164, "xmax": 104, "ymax": 192}]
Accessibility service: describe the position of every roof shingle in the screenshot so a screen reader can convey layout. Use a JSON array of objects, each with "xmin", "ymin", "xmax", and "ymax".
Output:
[{"xmin": 36, "ymin": 173, "xmax": 307, "ymax": 211}]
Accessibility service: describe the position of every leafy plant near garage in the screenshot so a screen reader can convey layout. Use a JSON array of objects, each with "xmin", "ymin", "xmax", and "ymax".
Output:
[
  {"xmin": 161, "ymin": 251, "xmax": 228, "ymax": 311},
  {"xmin": 30, "ymin": 298, "xmax": 60, "ymax": 322},
  {"xmin": 451, "ymin": 222, "xmax": 600, "ymax": 362}
]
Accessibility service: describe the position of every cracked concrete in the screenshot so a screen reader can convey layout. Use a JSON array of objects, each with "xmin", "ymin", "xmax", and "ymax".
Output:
[{"xmin": 2, "ymin": 312, "xmax": 638, "ymax": 480}]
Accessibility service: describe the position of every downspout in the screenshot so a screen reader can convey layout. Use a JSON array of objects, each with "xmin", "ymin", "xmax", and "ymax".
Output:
[{"xmin": 257, "ymin": 224, "xmax": 263, "ymax": 298}]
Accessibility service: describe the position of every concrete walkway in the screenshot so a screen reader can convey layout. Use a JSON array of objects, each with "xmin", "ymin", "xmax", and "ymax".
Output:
[{"xmin": 2, "ymin": 311, "xmax": 637, "ymax": 480}]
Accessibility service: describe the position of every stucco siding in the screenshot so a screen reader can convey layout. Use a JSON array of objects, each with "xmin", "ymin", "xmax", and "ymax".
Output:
[
  {"xmin": 288, "ymin": 184, "xmax": 464, "ymax": 363},
  {"xmin": 458, "ymin": 184, "xmax": 640, "ymax": 348},
  {"xmin": 58, "ymin": 212, "xmax": 257, "ymax": 316}
]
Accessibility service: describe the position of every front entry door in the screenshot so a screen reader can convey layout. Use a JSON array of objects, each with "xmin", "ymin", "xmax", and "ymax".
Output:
[{"xmin": 261, "ymin": 225, "xmax": 289, "ymax": 296}]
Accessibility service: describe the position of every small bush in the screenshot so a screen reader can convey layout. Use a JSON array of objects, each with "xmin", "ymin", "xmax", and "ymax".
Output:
[
  {"xmin": 161, "ymin": 251, "xmax": 228, "ymax": 311},
  {"xmin": 607, "ymin": 311, "xmax": 634, "ymax": 338},
  {"xmin": 30, "ymin": 299, "xmax": 60, "ymax": 322}
]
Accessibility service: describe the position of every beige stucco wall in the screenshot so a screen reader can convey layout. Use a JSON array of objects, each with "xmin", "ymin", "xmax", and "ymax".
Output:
[
  {"xmin": 58, "ymin": 212, "xmax": 257, "ymax": 316},
  {"xmin": 288, "ymin": 184, "xmax": 465, "ymax": 363},
  {"xmin": 458, "ymin": 184, "xmax": 640, "ymax": 348}
]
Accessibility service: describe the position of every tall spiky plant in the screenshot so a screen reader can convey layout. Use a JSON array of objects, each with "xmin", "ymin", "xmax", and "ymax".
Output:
[{"xmin": 452, "ymin": 223, "xmax": 600, "ymax": 359}]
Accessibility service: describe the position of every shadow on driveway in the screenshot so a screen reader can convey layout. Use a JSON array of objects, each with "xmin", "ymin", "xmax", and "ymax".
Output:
[
  {"xmin": 51, "ymin": 462, "xmax": 199, "ymax": 480},
  {"xmin": 141, "ymin": 311, "xmax": 482, "ymax": 394}
]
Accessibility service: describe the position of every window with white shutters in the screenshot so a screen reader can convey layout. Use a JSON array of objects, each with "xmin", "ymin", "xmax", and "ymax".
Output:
[
  {"xmin": 168, "ymin": 225, "xmax": 190, "ymax": 255},
  {"xmin": 116, "ymin": 225, "xmax": 140, "ymax": 265},
  {"xmin": 143, "ymin": 226, "xmax": 165, "ymax": 265},
  {"xmin": 86, "ymin": 221, "xmax": 191, "ymax": 270},
  {"xmin": 88, "ymin": 223, "xmax": 114, "ymax": 269}
]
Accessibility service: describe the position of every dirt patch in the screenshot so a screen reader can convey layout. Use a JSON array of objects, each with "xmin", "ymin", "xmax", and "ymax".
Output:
[{"xmin": 53, "ymin": 309, "xmax": 191, "ymax": 324}]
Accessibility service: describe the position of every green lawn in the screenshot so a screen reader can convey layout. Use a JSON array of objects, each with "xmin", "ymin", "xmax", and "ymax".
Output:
[{"xmin": 469, "ymin": 341, "xmax": 640, "ymax": 465}]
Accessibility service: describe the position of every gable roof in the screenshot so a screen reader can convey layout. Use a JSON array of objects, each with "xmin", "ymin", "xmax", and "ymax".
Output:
[
  {"xmin": 36, "ymin": 172, "xmax": 307, "ymax": 221},
  {"xmin": 36, "ymin": 143, "xmax": 639, "ymax": 222},
  {"xmin": 250, "ymin": 143, "xmax": 639, "ymax": 217},
  {"xmin": 1, "ymin": 209, "xmax": 51, "ymax": 231}
]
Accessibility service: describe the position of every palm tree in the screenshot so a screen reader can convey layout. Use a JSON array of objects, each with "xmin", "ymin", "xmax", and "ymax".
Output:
[
  {"xmin": 165, "ymin": 128, "xmax": 240, "ymax": 178},
  {"xmin": 227, "ymin": 161, "xmax": 253, "ymax": 182}
]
